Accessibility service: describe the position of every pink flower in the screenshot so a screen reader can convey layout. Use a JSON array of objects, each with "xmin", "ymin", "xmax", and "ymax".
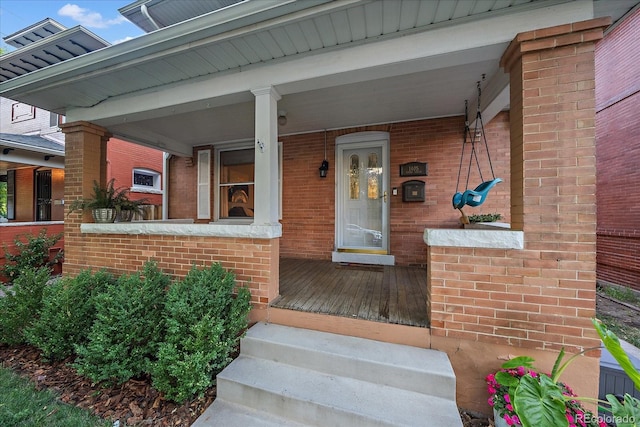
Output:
[
  {"xmin": 486, "ymin": 373, "xmax": 495, "ymax": 382},
  {"xmin": 488, "ymin": 397, "xmax": 494, "ymax": 407},
  {"xmin": 517, "ymin": 366, "xmax": 526, "ymax": 376},
  {"xmin": 506, "ymin": 403, "xmax": 513, "ymax": 411},
  {"xmin": 504, "ymin": 414, "xmax": 520, "ymax": 426},
  {"xmin": 488, "ymin": 385, "xmax": 497, "ymax": 394}
]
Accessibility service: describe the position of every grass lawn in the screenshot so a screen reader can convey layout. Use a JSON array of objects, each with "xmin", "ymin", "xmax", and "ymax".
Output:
[{"xmin": 0, "ymin": 366, "xmax": 109, "ymax": 427}]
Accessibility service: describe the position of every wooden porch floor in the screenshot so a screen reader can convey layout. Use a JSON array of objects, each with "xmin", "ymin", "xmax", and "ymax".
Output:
[{"xmin": 272, "ymin": 258, "xmax": 429, "ymax": 328}]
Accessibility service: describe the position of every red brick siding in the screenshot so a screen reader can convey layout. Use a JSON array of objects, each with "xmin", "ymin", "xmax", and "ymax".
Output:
[
  {"xmin": 435, "ymin": 18, "xmax": 608, "ymax": 352},
  {"xmin": 167, "ymin": 150, "xmax": 200, "ymax": 221},
  {"xmin": 106, "ymin": 138, "xmax": 163, "ymax": 206},
  {"xmin": 0, "ymin": 223, "xmax": 64, "ymax": 281},
  {"xmin": 280, "ymin": 115, "xmax": 511, "ymax": 266},
  {"xmin": 14, "ymin": 169, "xmax": 34, "ymax": 222},
  {"xmin": 51, "ymin": 169, "xmax": 65, "ymax": 221},
  {"xmin": 62, "ymin": 234, "xmax": 277, "ymax": 317},
  {"xmin": 595, "ymin": 9, "xmax": 640, "ymax": 290}
]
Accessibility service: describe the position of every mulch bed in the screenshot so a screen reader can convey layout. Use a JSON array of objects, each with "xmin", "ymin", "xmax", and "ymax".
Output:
[
  {"xmin": 1, "ymin": 343, "xmax": 493, "ymax": 426},
  {"xmin": 0, "ymin": 344, "xmax": 215, "ymax": 426}
]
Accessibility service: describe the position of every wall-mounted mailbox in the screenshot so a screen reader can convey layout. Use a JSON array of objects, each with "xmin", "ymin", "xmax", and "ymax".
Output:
[{"xmin": 402, "ymin": 180, "xmax": 425, "ymax": 202}]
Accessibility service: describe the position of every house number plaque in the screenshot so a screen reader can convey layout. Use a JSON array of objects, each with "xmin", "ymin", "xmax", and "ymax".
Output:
[{"xmin": 399, "ymin": 162, "xmax": 427, "ymax": 177}]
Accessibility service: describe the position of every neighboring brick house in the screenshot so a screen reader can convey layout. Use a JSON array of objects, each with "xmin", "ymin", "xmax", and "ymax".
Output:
[
  {"xmin": 0, "ymin": 19, "xmax": 164, "ymax": 274},
  {"xmin": 1, "ymin": 0, "xmax": 637, "ymax": 417},
  {"xmin": 0, "ymin": 19, "xmax": 164, "ymax": 225},
  {"xmin": 595, "ymin": 7, "xmax": 640, "ymax": 291}
]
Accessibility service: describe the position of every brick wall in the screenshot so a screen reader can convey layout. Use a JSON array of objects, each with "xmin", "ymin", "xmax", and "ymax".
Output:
[
  {"xmin": 595, "ymin": 9, "xmax": 640, "ymax": 290},
  {"xmin": 63, "ymin": 123, "xmax": 277, "ymax": 321},
  {"xmin": 280, "ymin": 114, "xmax": 511, "ymax": 266},
  {"xmin": 62, "ymin": 233, "xmax": 278, "ymax": 320},
  {"xmin": 168, "ymin": 152, "xmax": 198, "ymax": 220},
  {"xmin": 14, "ymin": 168, "xmax": 34, "ymax": 222},
  {"xmin": 106, "ymin": 138, "xmax": 164, "ymax": 206},
  {"xmin": 426, "ymin": 18, "xmax": 608, "ymax": 413},
  {"xmin": 0, "ymin": 223, "xmax": 64, "ymax": 281}
]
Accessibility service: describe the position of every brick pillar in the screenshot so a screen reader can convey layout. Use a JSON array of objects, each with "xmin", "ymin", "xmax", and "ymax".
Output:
[
  {"xmin": 60, "ymin": 121, "xmax": 111, "ymax": 276},
  {"xmin": 500, "ymin": 17, "xmax": 610, "ymax": 323}
]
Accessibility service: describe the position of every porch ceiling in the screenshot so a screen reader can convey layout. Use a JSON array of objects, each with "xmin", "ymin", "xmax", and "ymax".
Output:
[{"xmin": 1, "ymin": 0, "xmax": 637, "ymax": 156}]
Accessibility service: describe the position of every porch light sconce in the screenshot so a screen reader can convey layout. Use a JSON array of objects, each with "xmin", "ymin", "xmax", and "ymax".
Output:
[
  {"xmin": 278, "ymin": 110, "xmax": 287, "ymax": 126},
  {"xmin": 2, "ymin": 148, "xmax": 13, "ymax": 155},
  {"xmin": 44, "ymin": 155, "xmax": 55, "ymax": 161},
  {"xmin": 319, "ymin": 129, "xmax": 329, "ymax": 178}
]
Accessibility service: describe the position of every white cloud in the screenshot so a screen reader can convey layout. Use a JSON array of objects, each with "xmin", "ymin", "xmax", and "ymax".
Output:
[
  {"xmin": 58, "ymin": 3, "xmax": 127, "ymax": 29},
  {"xmin": 112, "ymin": 36, "xmax": 135, "ymax": 45}
]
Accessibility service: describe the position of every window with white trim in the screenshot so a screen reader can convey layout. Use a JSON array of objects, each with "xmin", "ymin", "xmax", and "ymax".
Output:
[
  {"xmin": 217, "ymin": 147, "xmax": 255, "ymax": 220},
  {"xmin": 132, "ymin": 168, "xmax": 161, "ymax": 193}
]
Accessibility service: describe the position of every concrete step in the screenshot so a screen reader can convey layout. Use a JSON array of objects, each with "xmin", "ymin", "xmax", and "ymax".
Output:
[
  {"xmin": 214, "ymin": 355, "xmax": 463, "ymax": 427},
  {"xmin": 194, "ymin": 400, "xmax": 308, "ymax": 427},
  {"xmin": 241, "ymin": 322, "xmax": 456, "ymax": 400},
  {"xmin": 192, "ymin": 322, "xmax": 462, "ymax": 427}
]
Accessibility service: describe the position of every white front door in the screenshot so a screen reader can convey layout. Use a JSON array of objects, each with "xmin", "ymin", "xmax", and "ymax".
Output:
[{"xmin": 334, "ymin": 132, "xmax": 392, "ymax": 264}]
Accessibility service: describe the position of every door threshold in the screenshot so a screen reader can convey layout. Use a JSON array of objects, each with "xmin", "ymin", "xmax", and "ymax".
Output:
[{"xmin": 332, "ymin": 251, "xmax": 395, "ymax": 266}]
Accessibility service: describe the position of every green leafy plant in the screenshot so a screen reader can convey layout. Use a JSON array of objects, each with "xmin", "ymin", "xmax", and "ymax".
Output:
[
  {"xmin": 0, "ymin": 266, "xmax": 52, "ymax": 345},
  {"xmin": 25, "ymin": 269, "xmax": 114, "ymax": 361},
  {"xmin": 593, "ymin": 319, "xmax": 640, "ymax": 427},
  {"xmin": 468, "ymin": 213, "xmax": 502, "ymax": 223},
  {"xmin": 152, "ymin": 263, "xmax": 251, "ymax": 403},
  {"xmin": 73, "ymin": 261, "xmax": 169, "ymax": 384},
  {"xmin": 1, "ymin": 229, "xmax": 63, "ymax": 283},
  {"xmin": 488, "ymin": 319, "xmax": 640, "ymax": 427},
  {"xmin": 68, "ymin": 179, "xmax": 122, "ymax": 212}
]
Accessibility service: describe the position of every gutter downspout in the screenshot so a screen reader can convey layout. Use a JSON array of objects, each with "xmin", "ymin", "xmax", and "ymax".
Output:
[
  {"xmin": 141, "ymin": 3, "xmax": 162, "ymax": 31},
  {"xmin": 162, "ymin": 152, "xmax": 170, "ymax": 219}
]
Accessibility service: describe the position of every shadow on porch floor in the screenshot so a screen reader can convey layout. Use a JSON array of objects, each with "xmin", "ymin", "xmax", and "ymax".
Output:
[{"xmin": 271, "ymin": 258, "xmax": 429, "ymax": 328}]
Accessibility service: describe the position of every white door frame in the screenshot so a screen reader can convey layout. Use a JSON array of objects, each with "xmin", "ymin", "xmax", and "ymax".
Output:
[{"xmin": 332, "ymin": 131, "xmax": 395, "ymax": 266}]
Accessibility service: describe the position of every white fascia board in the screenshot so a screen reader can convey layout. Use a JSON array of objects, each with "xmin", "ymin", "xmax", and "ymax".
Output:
[
  {"xmin": 66, "ymin": 0, "xmax": 594, "ymax": 124},
  {"xmin": 0, "ymin": 140, "xmax": 64, "ymax": 156},
  {"xmin": 0, "ymin": 0, "xmax": 337, "ymax": 96},
  {"xmin": 110, "ymin": 126, "xmax": 195, "ymax": 157},
  {"xmin": 0, "ymin": 151, "xmax": 65, "ymax": 169}
]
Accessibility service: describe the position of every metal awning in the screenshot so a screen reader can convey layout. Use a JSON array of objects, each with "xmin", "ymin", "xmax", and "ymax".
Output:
[{"xmin": 1, "ymin": 22, "xmax": 109, "ymax": 83}]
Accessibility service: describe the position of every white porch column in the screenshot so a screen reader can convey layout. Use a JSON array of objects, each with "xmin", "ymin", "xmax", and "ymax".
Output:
[{"xmin": 251, "ymin": 86, "xmax": 280, "ymax": 225}]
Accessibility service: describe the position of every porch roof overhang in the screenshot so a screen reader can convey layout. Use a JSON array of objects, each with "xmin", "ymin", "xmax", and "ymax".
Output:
[
  {"xmin": 0, "ymin": 0, "xmax": 636, "ymax": 156},
  {"xmin": 0, "ymin": 133, "xmax": 65, "ymax": 170}
]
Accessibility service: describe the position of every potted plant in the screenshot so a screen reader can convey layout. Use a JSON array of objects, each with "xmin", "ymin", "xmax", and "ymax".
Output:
[
  {"xmin": 487, "ymin": 358, "xmax": 604, "ymax": 427},
  {"xmin": 487, "ymin": 319, "xmax": 640, "ymax": 427},
  {"xmin": 68, "ymin": 179, "xmax": 130, "ymax": 223},
  {"xmin": 114, "ymin": 196, "xmax": 147, "ymax": 222}
]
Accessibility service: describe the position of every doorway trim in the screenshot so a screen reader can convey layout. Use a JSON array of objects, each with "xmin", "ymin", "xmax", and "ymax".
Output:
[{"xmin": 332, "ymin": 131, "xmax": 394, "ymax": 266}]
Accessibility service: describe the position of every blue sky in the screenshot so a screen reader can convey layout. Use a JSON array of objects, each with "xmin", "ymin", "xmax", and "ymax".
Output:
[{"xmin": 0, "ymin": 1, "xmax": 144, "ymax": 51}]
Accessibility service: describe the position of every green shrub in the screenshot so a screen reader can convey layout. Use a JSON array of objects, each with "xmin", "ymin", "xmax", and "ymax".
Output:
[
  {"xmin": 25, "ymin": 269, "xmax": 115, "ymax": 361},
  {"xmin": 0, "ymin": 266, "xmax": 51, "ymax": 345},
  {"xmin": 152, "ymin": 263, "xmax": 251, "ymax": 403},
  {"xmin": 2, "ymin": 230, "xmax": 63, "ymax": 283},
  {"xmin": 73, "ymin": 261, "xmax": 169, "ymax": 384}
]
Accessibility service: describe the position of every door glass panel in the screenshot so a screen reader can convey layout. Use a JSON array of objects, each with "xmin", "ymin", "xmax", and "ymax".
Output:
[
  {"xmin": 342, "ymin": 147, "xmax": 383, "ymax": 249},
  {"xmin": 349, "ymin": 154, "xmax": 359, "ymax": 200}
]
